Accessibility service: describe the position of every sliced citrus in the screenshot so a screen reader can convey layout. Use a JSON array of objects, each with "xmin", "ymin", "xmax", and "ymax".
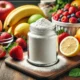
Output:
[{"xmin": 60, "ymin": 36, "xmax": 80, "ymax": 57}]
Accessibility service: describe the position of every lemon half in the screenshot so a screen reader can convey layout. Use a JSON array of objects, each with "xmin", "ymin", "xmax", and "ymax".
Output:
[{"xmin": 60, "ymin": 36, "xmax": 80, "ymax": 57}]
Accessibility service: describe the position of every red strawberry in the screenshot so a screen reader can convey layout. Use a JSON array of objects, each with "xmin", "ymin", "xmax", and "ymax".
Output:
[
  {"xmin": 61, "ymin": 16, "xmax": 68, "ymax": 22},
  {"xmin": 69, "ymin": 6, "xmax": 77, "ymax": 14},
  {"xmin": 9, "ymin": 46, "xmax": 23, "ymax": 61},
  {"xmin": 58, "ymin": 32, "xmax": 69, "ymax": 44},
  {"xmin": 64, "ymin": 3, "xmax": 71, "ymax": 10},
  {"xmin": 0, "ymin": 46, "xmax": 6, "ymax": 58},
  {"xmin": 16, "ymin": 38, "xmax": 27, "ymax": 50},
  {"xmin": 1, "ymin": 32, "xmax": 11, "ymax": 39},
  {"xmin": 69, "ymin": 17, "xmax": 77, "ymax": 23},
  {"xmin": 76, "ymin": 11, "xmax": 80, "ymax": 18},
  {"xmin": 62, "ymin": 11, "xmax": 69, "ymax": 16},
  {"xmin": 57, "ymin": 9, "xmax": 63, "ymax": 15},
  {"xmin": 53, "ymin": 14, "xmax": 60, "ymax": 21}
]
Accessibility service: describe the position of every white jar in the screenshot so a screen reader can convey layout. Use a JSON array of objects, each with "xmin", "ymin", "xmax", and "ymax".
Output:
[
  {"xmin": 39, "ymin": 0, "xmax": 56, "ymax": 19},
  {"xmin": 27, "ymin": 18, "xmax": 58, "ymax": 66}
]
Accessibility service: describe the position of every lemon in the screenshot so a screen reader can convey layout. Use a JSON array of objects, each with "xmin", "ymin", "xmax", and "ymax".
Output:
[
  {"xmin": 60, "ymin": 36, "xmax": 80, "ymax": 57},
  {"xmin": 71, "ymin": 0, "xmax": 80, "ymax": 7},
  {"xmin": 14, "ymin": 23, "xmax": 30, "ymax": 37}
]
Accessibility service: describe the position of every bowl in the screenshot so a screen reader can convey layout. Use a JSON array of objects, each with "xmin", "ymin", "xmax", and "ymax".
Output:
[
  {"xmin": 52, "ymin": 18, "xmax": 80, "ymax": 35},
  {"xmin": 0, "ymin": 32, "xmax": 13, "ymax": 47}
]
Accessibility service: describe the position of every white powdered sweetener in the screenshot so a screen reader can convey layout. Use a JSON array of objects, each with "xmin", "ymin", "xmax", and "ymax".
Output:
[{"xmin": 28, "ymin": 18, "xmax": 58, "ymax": 67}]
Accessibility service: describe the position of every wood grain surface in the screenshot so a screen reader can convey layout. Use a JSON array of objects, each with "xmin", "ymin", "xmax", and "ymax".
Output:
[
  {"xmin": 5, "ymin": 52, "xmax": 80, "ymax": 80},
  {"xmin": 0, "ymin": 57, "xmax": 80, "ymax": 80}
]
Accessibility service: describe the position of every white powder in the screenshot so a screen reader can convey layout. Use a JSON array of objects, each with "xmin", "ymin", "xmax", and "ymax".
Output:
[
  {"xmin": 20, "ymin": 55, "xmax": 67, "ymax": 72},
  {"xmin": 30, "ymin": 18, "xmax": 55, "ymax": 30},
  {"xmin": 30, "ymin": 18, "xmax": 55, "ymax": 35}
]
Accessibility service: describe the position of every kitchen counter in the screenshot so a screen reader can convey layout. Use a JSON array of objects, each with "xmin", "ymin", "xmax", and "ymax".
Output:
[{"xmin": 0, "ymin": 55, "xmax": 80, "ymax": 80}]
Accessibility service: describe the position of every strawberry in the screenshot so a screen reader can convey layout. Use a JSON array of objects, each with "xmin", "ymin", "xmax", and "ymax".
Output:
[
  {"xmin": 69, "ymin": 6, "xmax": 77, "ymax": 14},
  {"xmin": 64, "ymin": 3, "xmax": 71, "ymax": 10},
  {"xmin": 53, "ymin": 14, "xmax": 60, "ymax": 21},
  {"xmin": 57, "ymin": 9, "xmax": 63, "ymax": 15},
  {"xmin": 58, "ymin": 32, "xmax": 69, "ymax": 44},
  {"xmin": 16, "ymin": 38, "xmax": 27, "ymax": 50},
  {"xmin": 62, "ymin": 11, "xmax": 69, "ymax": 16},
  {"xmin": 0, "ymin": 46, "xmax": 6, "ymax": 58},
  {"xmin": 61, "ymin": 16, "xmax": 68, "ymax": 22},
  {"xmin": 1, "ymin": 32, "xmax": 11, "ymax": 39},
  {"xmin": 9, "ymin": 46, "xmax": 23, "ymax": 61},
  {"xmin": 69, "ymin": 17, "xmax": 77, "ymax": 23},
  {"xmin": 76, "ymin": 11, "xmax": 80, "ymax": 18}
]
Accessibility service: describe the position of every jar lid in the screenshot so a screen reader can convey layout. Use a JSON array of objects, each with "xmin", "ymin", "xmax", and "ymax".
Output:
[
  {"xmin": 40, "ymin": 0, "xmax": 56, "ymax": 4},
  {"xmin": 30, "ymin": 18, "xmax": 56, "ymax": 35}
]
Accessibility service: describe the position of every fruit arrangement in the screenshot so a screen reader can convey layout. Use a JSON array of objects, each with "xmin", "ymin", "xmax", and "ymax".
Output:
[
  {"xmin": 0, "ymin": 0, "xmax": 80, "ymax": 61},
  {"xmin": 3, "ymin": 5, "xmax": 45, "ymax": 38},
  {"xmin": 52, "ymin": 3, "xmax": 80, "ymax": 23},
  {"xmin": 0, "ymin": 0, "xmax": 47, "ymax": 61}
]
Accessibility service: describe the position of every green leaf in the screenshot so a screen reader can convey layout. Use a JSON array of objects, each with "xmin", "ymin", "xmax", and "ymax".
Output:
[
  {"xmin": 57, "ymin": 0, "xmax": 64, "ymax": 4},
  {"xmin": 69, "ymin": 68, "xmax": 80, "ymax": 77},
  {"xmin": 5, "ymin": 42, "xmax": 18, "ymax": 52},
  {"xmin": 56, "ymin": 29, "xmax": 65, "ymax": 35}
]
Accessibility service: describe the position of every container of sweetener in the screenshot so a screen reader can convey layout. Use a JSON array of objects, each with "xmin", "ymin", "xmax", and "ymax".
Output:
[{"xmin": 27, "ymin": 18, "xmax": 58, "ymax": 67}]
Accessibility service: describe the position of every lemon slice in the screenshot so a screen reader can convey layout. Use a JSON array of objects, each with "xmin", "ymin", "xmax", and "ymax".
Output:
[{"xmin": 60, "ymin": 36, "xmax": 80, "ymax": 57}]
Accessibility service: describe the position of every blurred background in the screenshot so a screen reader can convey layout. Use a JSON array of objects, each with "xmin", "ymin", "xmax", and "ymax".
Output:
[{"xmin": 7, "ymin": 0, "xmax": 40, "ymax": 6}]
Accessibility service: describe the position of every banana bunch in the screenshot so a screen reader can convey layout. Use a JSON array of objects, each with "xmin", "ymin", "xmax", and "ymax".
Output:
[{"xmin": 4, "ymin": 5, "xmax": 45, "ymax": 37}]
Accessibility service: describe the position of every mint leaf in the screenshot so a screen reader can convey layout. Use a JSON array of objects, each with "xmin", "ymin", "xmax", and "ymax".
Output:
[{"xmin": 69, "ymin": 68, "xmax": 80, "ymax": 77}]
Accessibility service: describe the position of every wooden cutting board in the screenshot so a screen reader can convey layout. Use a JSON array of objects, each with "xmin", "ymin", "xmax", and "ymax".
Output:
[{"xmin": 5, "ymin": 52, "xmax": 80, "ymax": 79}]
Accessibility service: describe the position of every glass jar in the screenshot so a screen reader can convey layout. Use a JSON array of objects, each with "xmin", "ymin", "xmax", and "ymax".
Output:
[
  {"xmin": 39, "ymin": 0, "xmax": 56, "ymax": 19},
  {"xmin": 27, "ymin": 18, "xmax": 58, "ymax": 67}
]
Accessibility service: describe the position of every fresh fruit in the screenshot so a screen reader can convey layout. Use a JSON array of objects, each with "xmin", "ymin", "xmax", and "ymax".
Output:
[
  {"xmin": 57, "ymin": 9, "xmax": 63, "ymax": 15},
  {"xmin": 62, "ymin": 11, "xmax": 69, "ymax": 16},
  {"xmin": 0, "ymin": 1, "xmax": 15, "ymax": 22},
  {"xmin": 52, "ymin": 2, "xmax": 80, "ymax": 24},
  {"xmin": 9, "ymin": 45, "xmax": 23, "ymax": 60},
  {"xmin": 16, "ymin": 38, "xmax": 27, "ymax": 50},
  {"xmin": 0, "ymin": 20, "xmax": 2, "ymax": 32},
  {"xmin": 69, "ymin": 17, "xmax": 77, "ymax": 23},
  {"xmin": 0, "ymin": 46, "xmax": 6, "ymax": 58},
  {"xmin": 8, "ymin": 17, "xmax": 29, "ymax": 34},
  {"xmin": 14, "ymin": 23, "xmax": 30, "ymax": 37},
  {"xmin": 71, "ymin": 0, "xmax": 80, "ymax": 7},
  {"xmin": 69, "ymin": 6, "xmax": 77, "ymax": 14},
  {"xmin": 75, "ymin": 28, "xmax": 80, "ymax": 42},
  {"xmin": 64, "ymin": 3, "xmax": 71, "ymax": 10},
  {"xmin": 0, "ymin": 32, "xmax": 11, "ymax": 39},
  {"xmin": 58, "ymin": 32, "xmax": 69, "ymax": 44},
  {"xmin": 77, "ymin": 18, "xmax": 80, "ymax": 23},
  {"xmin": 61, "ymin": 16, "xmax": 68, "ymax": 22},
  {"xmin": 71, "ymin": 13, "xmax": 76, "ymax": 17},
  {"xmin": 78, "ymin": 6, "xmax": 80, "ymax": 11},
  {"xmin": 53, "ymin": 14, "xmax": 60, "ymax": 21},
  {"xmin": 60, "ymin": 36, "xmax": 80, "ymax": 57},
  {"xmin": 4, "ymin": 5, "xmax": 45, "ymax": 30},
  {"xmin": 76, "ymin": 11, "xmax": 80, "ymax": 18},
  {"xmin": 28, "ymin": 14, "xmax": 43, "ymax": 24}
]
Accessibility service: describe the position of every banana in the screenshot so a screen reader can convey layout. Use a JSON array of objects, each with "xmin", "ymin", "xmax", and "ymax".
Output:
[
  {"xmin": 8, "ymin": 17, "xmax": 29, "ymax": 34},
  {"xmin": 4, "ymin": 5, "xmax": 46, "ymax": 30}
]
